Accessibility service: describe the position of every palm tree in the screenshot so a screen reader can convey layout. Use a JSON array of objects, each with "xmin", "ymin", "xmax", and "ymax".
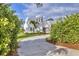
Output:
[
  {"xmin": 35, "ymin": 3, "xmax": 43, "ymax": 8},
  {"xmin": 29, "ymin": 20, "xmax": 38, "ymax": 32}
]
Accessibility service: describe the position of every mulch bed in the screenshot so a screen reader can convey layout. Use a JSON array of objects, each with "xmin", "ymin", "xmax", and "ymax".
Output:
[
  {"xmin": 6, "ymin": 50, "xmax": 19, "ymax": 56},
  {"xmin": 46, "ymin": 39, "xmax": 79, "ymax": 50},
  {"xmin": 56, "ymin": 43, "xmax": 79, "ymax": 50}
]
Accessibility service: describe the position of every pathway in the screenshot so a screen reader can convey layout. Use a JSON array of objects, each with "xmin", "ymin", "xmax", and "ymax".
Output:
[{"xmin": 17, "ymin": 35, "xmax": 79, "ymax": 56}]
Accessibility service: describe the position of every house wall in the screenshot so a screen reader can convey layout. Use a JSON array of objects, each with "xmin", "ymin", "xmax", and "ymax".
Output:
[{"xmin": 23, "ymin": 16, "xmax": 53, "ymax": 33}]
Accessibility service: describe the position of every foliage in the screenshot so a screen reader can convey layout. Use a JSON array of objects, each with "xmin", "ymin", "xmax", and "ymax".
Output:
[
  {"xmin": 0, "ymin": 4, "xmax": 21, "ymax": 55},
  {"xmin": 50, "ymin": 13, "xmax": 79, "ymax": 44},
  {"xmin": 29, "ymin": 20, "xmax": 39, "ymax": 32},
  {"xmin": 30, "ymin": 20, "xmax": 38, "ymax": 28}
]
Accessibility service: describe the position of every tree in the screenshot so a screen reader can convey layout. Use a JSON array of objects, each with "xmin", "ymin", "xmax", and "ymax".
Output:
[
  {"xmin": 29, "ymin": 20, "xmax": 38, "ymax": 32},
  {"xmin": 0, "ymin": 3, "xmax": 21, "ymax": 55},
  {"xmin": 35, "ymin": 3, "xmax": 43, "ymax": 8}
]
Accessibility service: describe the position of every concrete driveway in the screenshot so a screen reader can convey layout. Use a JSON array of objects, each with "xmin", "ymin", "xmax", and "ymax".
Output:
[{"xmin": 17, "ymin": 35, "xmax": 79, "ymax": 56}]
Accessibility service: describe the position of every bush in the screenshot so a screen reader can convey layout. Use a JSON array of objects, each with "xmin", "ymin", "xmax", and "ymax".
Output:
[
  {"xmin": 0, "ymin": 4, "xmax": 21, "ymax": 55},
  {"xmin": 50, "ymin": 13, "xmax": 79, "ymax": 44}
]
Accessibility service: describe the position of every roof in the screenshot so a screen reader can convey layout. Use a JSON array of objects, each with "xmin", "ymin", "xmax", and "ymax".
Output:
[{"xmin": 46, "ymin": 18, "xmax": 54, "ymax": 21}]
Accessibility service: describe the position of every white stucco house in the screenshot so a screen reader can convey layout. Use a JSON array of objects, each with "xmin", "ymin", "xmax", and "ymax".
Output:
[{"xmin": 23, "ymin": 16, "xmax": 54, "ymax": 33}]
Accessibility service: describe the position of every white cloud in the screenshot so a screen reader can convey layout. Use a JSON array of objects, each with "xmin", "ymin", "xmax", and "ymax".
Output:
[{"xmin": 22, "ymin": 3, "xmax": 79, "ymax": 19}]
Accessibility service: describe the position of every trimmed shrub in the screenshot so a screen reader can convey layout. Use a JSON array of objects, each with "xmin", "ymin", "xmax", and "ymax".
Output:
[
  {"xmin": 50, "ymin": 13, "xmax": 79, "ymax": 44},
  {"xmin": 0, "ymin": 4, "xmax": 21, "ymax": 55}
]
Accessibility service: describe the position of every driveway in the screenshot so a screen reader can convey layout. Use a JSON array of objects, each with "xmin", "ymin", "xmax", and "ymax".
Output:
[{"xmin": 17, "ymin": 35, "xmax": 79, "ymax": 56}]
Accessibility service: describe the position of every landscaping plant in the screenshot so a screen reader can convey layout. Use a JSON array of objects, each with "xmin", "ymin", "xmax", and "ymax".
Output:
[
  {"xmin": 0, "ymin": 4, "xmax": 21, "ymax": 55},
  {"xmin": 50, "ymin": 13, "xmax": 79, "ymax": 44}
]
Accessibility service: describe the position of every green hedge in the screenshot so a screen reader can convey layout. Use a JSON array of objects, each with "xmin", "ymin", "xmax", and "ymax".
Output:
[
  {"xmin": 0, "ymin": 4, "xmax": 21, "ymax": 55},
  {"xmin": 50, "ymin": 13, "xmax": 79, "ymax": 44}
]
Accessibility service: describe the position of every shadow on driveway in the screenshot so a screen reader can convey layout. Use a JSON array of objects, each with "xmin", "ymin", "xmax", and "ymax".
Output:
[{"xmin": 17, "ymin": 38, "xmax": 68, "ymax": 56}]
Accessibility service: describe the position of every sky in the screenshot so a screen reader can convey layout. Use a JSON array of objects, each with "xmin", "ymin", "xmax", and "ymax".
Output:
[{"xmin": 11, "ymin": 3, "xmax": 79, "ymax": 20}]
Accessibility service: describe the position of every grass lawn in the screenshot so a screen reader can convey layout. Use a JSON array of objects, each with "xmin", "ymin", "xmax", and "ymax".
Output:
[{"xmin": 17, "ymin": 32, "xmax": 48, "ymax": 41}]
